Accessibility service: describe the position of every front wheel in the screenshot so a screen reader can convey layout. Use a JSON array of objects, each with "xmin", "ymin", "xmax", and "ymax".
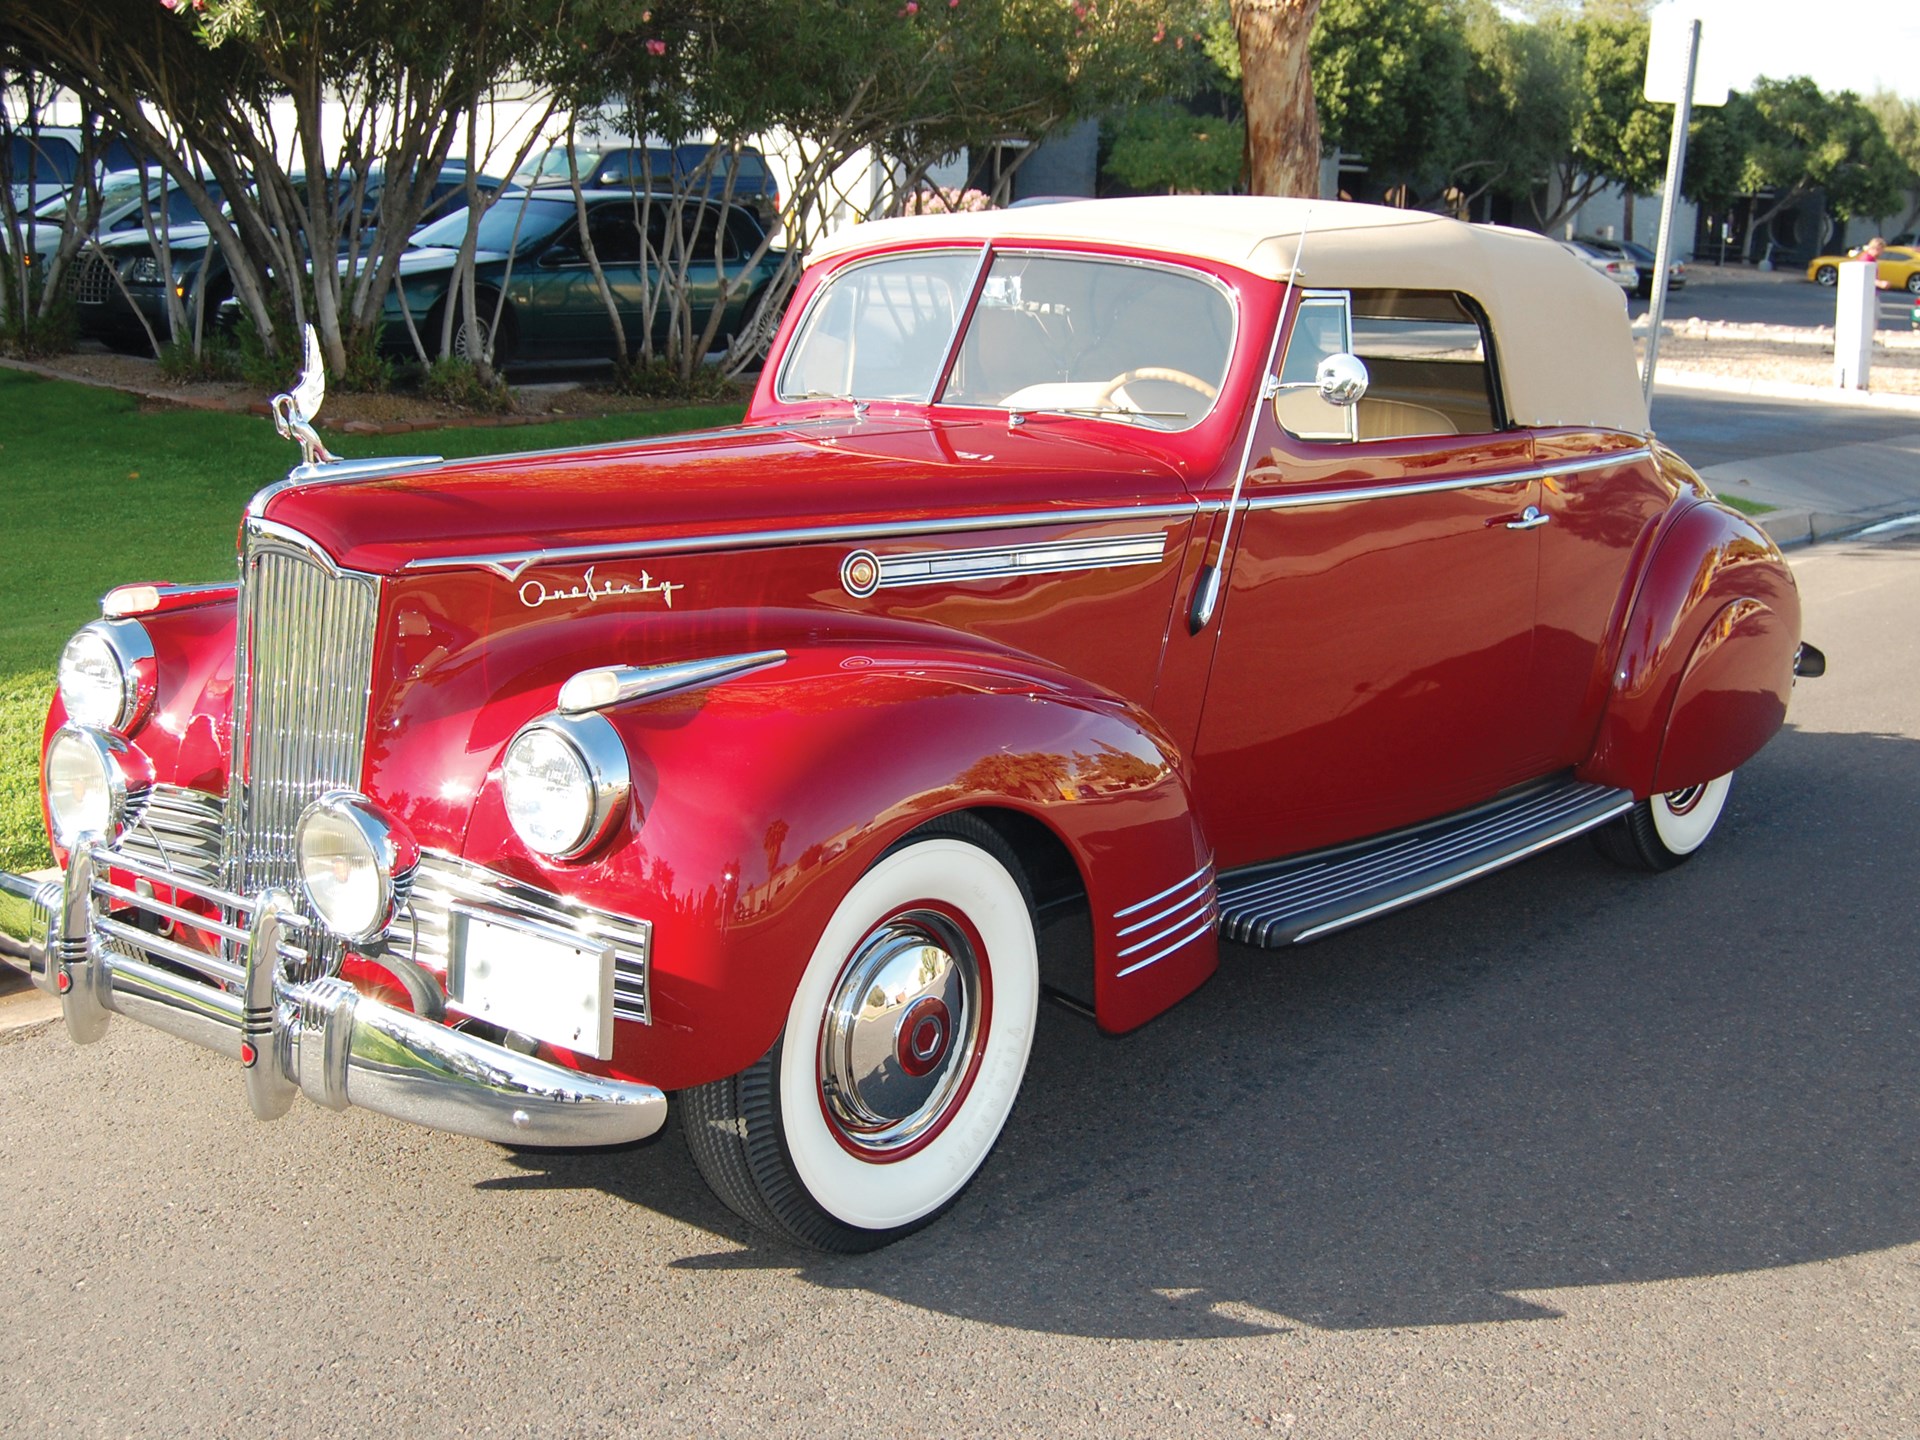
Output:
[
  {"xmin": 683, "ymin": 814, "xmax": 1039, "ymax": 1251},
  {"xmin": 1592, "ymin": 773, "xmax": 1733, "ymax": 871},
  {"xmin": 1813, "ymin": 264, "xmax": 1838, "ymax": 287},
  {"xmin": 1905, "ymin": 272, "xmax": 1920, "ymax": 295}
]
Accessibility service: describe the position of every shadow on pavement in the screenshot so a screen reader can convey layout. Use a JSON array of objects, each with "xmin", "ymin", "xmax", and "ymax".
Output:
[{"xmin": 491, "ymin": 723, "xmax": 1920, "ymax": 1337}]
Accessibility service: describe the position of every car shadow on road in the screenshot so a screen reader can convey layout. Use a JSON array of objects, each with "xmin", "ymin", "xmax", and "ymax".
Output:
[{"xmin": 490, "ymin": 723, "xmax": 1920, "ymax": 1338}]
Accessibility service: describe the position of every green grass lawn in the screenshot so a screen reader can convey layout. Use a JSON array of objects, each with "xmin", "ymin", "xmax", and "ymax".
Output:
[
  {"xmin": 1712, "ymin": 492, "xmax": 1778, "ymax": 518},
  {"xmin": 0, "ymin": 367, "xmax": 745, "ymax": 873}
]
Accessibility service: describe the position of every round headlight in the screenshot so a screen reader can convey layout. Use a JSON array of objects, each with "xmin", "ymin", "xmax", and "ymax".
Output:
[
  {"xmin": 501, "ymin": 714, "xmax": 630, "ymax": 860},
  {"xmin": 44, "ymin": 726, "xmax": 130, "ymax": 847},
  {"xmin": 57, "ymin": 620, "xmax": 154, "ymax": 733},
  {"xmin": 296, "ymin": 792, "xmax": 415, "ymax": 944}
]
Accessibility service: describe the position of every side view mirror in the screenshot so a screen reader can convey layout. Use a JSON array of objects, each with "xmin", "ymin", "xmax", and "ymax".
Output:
[
  {"xmin": 1269, "ymin": 352, "xmax": 1370, "ymax": 408},
  {"xmin": 1314, "ymin": 353, "xmax": 1369, "ymax": 407}
]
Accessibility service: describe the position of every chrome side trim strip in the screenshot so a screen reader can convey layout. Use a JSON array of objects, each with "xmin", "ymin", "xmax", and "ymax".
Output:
[
  {"xmin": 1246, "ymin": 447, "xmax": 1653, "ymax": 513},
  {"xmin": 558, "ymin": 650, "xmax": 789, "ymax": 715},
  {"xmin": 404, "ymin": 503, "xmax": 1205, "ymax": 580},
  {"xmin": 865, "ymin": 532, "xmax": 1169, "ymax": 590},
  {"xmin": 1113, "ymin": 861, "xmax": 1215, "ymax": 920}
]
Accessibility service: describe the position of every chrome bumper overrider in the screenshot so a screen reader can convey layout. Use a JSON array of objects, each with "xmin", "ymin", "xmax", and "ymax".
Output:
[{"xmin": 0, "ymin": 840, "xmax": 666, "ymax": 1147}]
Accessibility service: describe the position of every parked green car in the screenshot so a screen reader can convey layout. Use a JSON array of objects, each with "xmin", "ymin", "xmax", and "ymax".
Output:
[{"xmin": 383, "ymin": 189, "xmax": 786, "ymax": 365}]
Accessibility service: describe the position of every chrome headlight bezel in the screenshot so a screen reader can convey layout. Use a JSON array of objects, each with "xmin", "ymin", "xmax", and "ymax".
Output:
[
  {"xmin": 43, "ymin": 725, "xmax": 136, "ymax": 848},
  {"xmin": 500, "ymin": 713, "xmax": 631, "ymax": 861},
  {"xmin": 57, "ymin": 618, "xmax": 156, "ymax": 735},
  {"xmin": 295, "ymin": 791, "xmax": 419, "ymax": 944}
]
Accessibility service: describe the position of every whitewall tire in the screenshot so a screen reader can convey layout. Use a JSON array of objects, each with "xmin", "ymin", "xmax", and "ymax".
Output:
[
  {"xmin": 1593, "ymin": 772, "xmax": 1734, "ymax": 871},
  {"xmin": 683, "ymin": 814, "xmax": 1038, "ymax": 1251}
]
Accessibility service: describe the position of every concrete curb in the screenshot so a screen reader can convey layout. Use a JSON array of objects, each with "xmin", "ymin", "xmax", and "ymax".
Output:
[{"xmin": 1656, "ymin": 366, "xmax": 1920, "ymax": 413}]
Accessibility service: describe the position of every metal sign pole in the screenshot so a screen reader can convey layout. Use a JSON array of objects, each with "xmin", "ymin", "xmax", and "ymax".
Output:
[{"xmin": 1641, "ymin": 17, "xmax": 1701, "ymax": 407}]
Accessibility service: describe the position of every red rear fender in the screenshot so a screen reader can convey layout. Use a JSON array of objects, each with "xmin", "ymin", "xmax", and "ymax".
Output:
[{"xmin": 1578, "ymin": 500, "xmax": 1800, "ymax": 796}]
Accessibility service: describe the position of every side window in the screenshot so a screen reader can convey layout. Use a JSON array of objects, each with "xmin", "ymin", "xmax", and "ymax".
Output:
[
  {"xmin": 1272, "ymin": 291, "xmax": 1353, "ymax": 441},
  {"xmin": 1348, "ymin": 290, "xmax": 1500, "ymax": 439},
  {"xmin": 1273, "ymin": 288, "xmax": 1502, "ymax": 444}
]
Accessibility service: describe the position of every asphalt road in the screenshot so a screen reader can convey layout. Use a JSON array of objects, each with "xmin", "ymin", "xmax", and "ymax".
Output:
[
  {"xmin": 3, "ymin": 534, "xmax": 1917, "ymax": 1439},
  {"xmin": 1630, "ymin": 271, "xmax": 1920, "ymax": 330},
  {"xmin": 1650, "ymin": 384, "xmax": 1920, "ymax": 466}
]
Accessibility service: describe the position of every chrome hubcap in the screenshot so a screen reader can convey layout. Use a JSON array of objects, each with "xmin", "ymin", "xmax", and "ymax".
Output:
[
  {"xmin": 818, "ymin": 909, "xmax": 982, "ymax": 1154},
  {"xmin": 1663, "ymin": 784, "xmax": 1706, "ymax": 816}
]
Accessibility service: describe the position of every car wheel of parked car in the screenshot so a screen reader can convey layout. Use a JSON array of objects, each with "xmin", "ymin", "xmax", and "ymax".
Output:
[
  {"xmin": 1592, "ymin": 773, "xmax": 1733, "ymax": 871},
  {"xmin": 1814, "ymin": 264, "xmax": 1838, "ymax": 286},
  {"xmin": 683, "ymin": 813, "xmax": 1039, "ymax": 1251},
  {"xmin": 430, "ymin": 289, "xmax": 516, "ymax": 369},
  {"xmin": 1906, "ymin": 273, "xmax": 1920, "ymax": 295}
]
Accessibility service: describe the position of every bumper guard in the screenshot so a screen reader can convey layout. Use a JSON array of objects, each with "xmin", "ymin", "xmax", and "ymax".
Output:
[{"xmin": 0, "ymin": 838, "xmax": 667, "ymax": 1147}]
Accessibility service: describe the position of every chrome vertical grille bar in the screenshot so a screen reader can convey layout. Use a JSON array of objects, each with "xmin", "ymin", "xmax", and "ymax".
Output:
[{"xmin": 229, "ymin": 523, "xmax": 380, "ymax": 905}]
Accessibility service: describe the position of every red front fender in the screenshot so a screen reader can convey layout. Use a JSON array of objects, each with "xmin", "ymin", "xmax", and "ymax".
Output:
[{"xmin": 461, "ymin": 644, "xmax": 1215, "ymax": 1091}]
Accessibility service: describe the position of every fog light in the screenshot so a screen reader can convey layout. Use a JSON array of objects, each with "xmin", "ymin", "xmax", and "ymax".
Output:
[
  {"xmin": 44, "ymin": 726, "xmax": 131, "ymax": 846},
  {"xmin": 296, "ymin": 792, "xmax": 417, "ymax": 943}
]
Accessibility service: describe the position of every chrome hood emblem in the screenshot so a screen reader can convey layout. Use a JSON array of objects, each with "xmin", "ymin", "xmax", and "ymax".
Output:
[{"xmin": 269, "ymin": 324, "xmax": 338, "ymax": 467}]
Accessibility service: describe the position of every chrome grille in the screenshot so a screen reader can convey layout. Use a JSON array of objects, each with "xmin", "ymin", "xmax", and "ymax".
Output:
[
  {"xmin": 121, "ymin": 784, "xmax": 226, "ymax": 884},
  {"xmin": 399, "ymin": 851, "xmax": 652, "ymax": 1024},
  {"xmin": 69, "ymin": 253, "xmax": 113, "ymax": 306},
  {"xmin": 229, "ymin": 525, "xmax": 380, "ymax": 900}
]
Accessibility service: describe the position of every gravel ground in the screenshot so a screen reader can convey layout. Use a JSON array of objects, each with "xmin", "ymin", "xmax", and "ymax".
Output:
[{"xmin": 1643, "ymin": 318, "xmax": 1920, "ymax": 396}]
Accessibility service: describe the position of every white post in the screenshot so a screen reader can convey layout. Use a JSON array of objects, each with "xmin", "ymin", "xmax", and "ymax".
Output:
[
  {"xmin": 1835, "ymin": 259, "xmax": 1876, "ymax": 389},
  {"xmin": 1641, "ymin": 19, "xmax": 1700, "ymax": 407}
]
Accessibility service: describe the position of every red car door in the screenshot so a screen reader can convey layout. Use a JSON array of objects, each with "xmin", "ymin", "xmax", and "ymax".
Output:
[{"xmin": 1189, "ymin": 289, "xmax": 1558, "ymax": 869}]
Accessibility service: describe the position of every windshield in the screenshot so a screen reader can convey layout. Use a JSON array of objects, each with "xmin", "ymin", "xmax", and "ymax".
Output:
[
  {"xmin": 942, "ymin": 253, "xmax": 1235, "ymax": 430},
  {"xmin": 410, "ymin": 197, "xmax": 573, "ymax": 253},
  {"xmin": 34, "ymin": 173, "xmax": 149, "ymax": 221},
  {"xmin": 777, "ymin": 250, "xmax": 981, "ymax": 402}
]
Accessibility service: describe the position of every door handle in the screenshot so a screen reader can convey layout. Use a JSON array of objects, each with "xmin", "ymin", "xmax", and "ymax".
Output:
[{"xmin": 1504, "ymin": 505, "xmax": 1550, "ymax": 531}]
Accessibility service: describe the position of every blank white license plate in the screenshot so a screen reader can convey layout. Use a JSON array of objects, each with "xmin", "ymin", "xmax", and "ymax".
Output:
[{"xmin": 448, "ymin": 906, "xmax": 614, "ymax": 1061}]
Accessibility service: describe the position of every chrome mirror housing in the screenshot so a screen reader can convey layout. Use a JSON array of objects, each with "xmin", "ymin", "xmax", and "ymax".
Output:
[{"xmin": 1315, "ymin": 352, "xmax": 1370, "ymax": 408}]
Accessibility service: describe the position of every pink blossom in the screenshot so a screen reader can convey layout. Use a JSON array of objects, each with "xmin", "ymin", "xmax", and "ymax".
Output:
[
  {"xmin": 904, "ymin": 1, "xmax": 919, "ymax": 11},
  {"xmin": 645, "ymin": 37, "xmax": 666, "ymax": 55}
]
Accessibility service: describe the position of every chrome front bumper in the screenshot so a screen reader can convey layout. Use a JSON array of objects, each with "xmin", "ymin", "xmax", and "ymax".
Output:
[{"xmin": 0, "ymin": 840, "xmax": 667, "ymax": 1147}]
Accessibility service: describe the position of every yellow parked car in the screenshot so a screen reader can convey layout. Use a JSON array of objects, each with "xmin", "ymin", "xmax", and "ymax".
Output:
[{"xmin": 1807, "ymin": 245, "xmax": 1920, "ymax": 292}]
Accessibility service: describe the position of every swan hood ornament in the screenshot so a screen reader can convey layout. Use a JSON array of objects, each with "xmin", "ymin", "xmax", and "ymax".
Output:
[{"xmin": 269, "ymin": 324, "xmax": 338, "ymax": 467}]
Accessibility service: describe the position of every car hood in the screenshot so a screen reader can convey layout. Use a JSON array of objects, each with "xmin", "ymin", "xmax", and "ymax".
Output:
[
  {"xmin": 258, "ymin": 413, "xmax": 1192, "ymax": 577},
  {"xmin": 339, "ymin": 245, "xmax": 512, "ymax": 278}
]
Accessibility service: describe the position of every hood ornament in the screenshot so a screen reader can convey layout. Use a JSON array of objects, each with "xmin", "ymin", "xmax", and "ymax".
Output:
[{"xmin": 270, "ymin": 324, "xmax": 338, "ymax": 467}]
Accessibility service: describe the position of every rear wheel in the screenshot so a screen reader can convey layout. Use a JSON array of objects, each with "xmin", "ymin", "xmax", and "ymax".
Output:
[
  {"xmin": 1814, "ymin": 264, "xmax": 1838, "ymax": 287},
  {"xmin": 1905, "ymin": 272, "xmax": 1920, "ymax": 295},
  {"xmin": 683, "ymin": 813, "xmax": 1039, "ymax": 1251},
  {"xmin": 1592, "ymin": 773, "xmax": 1733, "ymax": 871}
]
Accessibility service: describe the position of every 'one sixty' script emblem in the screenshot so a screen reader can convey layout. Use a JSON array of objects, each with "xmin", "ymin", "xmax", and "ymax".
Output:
[{"xmin": 518, "ymin": 565, "xmax": 684, "ymax": 610}]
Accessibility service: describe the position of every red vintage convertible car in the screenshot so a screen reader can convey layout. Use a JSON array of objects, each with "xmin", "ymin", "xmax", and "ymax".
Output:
[{"xmin": 1, "ymin": 197, "xmax": 1817, "ymax": 1252}]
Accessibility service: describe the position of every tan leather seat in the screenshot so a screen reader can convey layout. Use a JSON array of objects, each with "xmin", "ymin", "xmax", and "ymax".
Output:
[{"xmin": 1355, "ymin": 398, "xmax": 1458, "ymax": 440}]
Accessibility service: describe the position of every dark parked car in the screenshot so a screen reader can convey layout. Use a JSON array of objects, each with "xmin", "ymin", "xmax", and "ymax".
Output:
[
  {"xmin": 512, "ymin": 142, "xmax": 780, "ymax": 226},
  {"xmin": 68, "ymin": 163, "xmax": 499, "ymax": 351},
  {"xmin": 380, "ymin": 191, "xmax": 785, "ymax": 365}
]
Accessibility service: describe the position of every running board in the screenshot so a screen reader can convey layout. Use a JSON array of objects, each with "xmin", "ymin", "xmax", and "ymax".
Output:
[{"xmin": 1217, "ymin": 778, "xmax": 1635, "ymax": 949}]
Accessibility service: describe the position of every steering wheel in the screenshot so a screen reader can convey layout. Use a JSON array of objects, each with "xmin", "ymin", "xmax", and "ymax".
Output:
[{"xmin": 1096, "ymin": 367, "xmax": 1219, "ymax": 404}]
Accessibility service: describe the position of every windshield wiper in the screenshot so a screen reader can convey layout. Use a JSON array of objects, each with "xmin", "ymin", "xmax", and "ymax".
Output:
[{"xmin": 1010, "ymin": 404, "xmax": 1186, "ymax": 424}]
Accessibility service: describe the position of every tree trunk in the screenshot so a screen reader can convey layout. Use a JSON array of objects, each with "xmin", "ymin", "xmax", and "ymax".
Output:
[{"xmin": 1231, "ymin": 0, "xmax": 1323, "ymax": 198}]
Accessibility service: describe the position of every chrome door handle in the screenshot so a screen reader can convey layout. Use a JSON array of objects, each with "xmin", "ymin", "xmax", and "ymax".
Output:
[{"xmin": 1505, "ymin": 506, "xmax": 1550, "ymax": 531}]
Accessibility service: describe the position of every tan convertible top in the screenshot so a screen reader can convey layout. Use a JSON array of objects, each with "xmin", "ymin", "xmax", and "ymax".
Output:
[{"xmin": 808, "ymin": 196, "xmax": 1649, "ymax": 435}]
